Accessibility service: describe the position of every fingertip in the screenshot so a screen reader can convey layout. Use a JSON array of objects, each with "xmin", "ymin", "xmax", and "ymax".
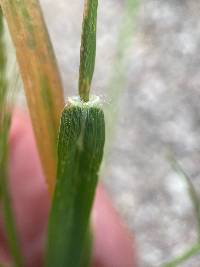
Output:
[
  {"xmin": 92, "ymin": 185, "xmax": 137, "ymax": 267},
  {"xmin": 8, "ymin": 109, "xmax": 50, "ymax": 266},
  {"xmin": 9, "ymin": 109, "xmax": 31, "ymax": 146}
]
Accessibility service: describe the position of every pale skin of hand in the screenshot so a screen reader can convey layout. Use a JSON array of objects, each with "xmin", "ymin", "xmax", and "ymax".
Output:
[{"xmin": 0, "ymin": 110, "xmax": 137, "ymax": 267}]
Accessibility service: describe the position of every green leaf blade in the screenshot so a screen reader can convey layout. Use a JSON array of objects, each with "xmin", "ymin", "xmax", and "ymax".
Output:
[{"xmin": 79, "ymin": 0, "xmax": 98, "ymax": 102}]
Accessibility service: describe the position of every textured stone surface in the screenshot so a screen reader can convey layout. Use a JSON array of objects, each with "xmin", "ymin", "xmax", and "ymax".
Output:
[{"xmin": 25, "ymin": 0, "xmax": 200, "ymax": 266}]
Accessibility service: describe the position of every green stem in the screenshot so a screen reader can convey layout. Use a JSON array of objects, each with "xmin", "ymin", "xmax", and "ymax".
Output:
[
  {"xmin": 79, "ymin": 0, "xmax": 98, "ymax": 102},
  {"xmin": 170, "ymin": 158, "xmax": 200, "ymax": 242},
  {"xmin": 162, "ymin": 243, "xmax": 200, "ymax": 267}
]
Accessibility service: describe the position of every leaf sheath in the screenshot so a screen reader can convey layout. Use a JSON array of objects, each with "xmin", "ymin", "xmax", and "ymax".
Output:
[{"xmin": 46, "ymin": 97, "xmax": 105, "ymax": 267}]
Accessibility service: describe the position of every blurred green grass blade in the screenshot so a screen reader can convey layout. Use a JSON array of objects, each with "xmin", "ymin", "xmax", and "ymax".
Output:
[
  {"xmin": 162, "ymin": 242, "xmax": 200, "ymax": 267},
  {"xmin": 46, "ymin": 98, "xmax": 105, "ymax": 267},
  {"xmin": 0, "ymin": 9, "xmax": 23, "ymax": 267},
  {"xmin": 0, "ymin": 114, "xmax": 10, "ymax": 187},
  {"xmin": 163, "ymin": 157, "xmax": 200, "ymax": 266},
  {"xmin": 79, "ymin": 0, "xmax": 98, "ymax": 102},
  {"xmin": 104, "ymin": 0, "xmax": 140, "ymax": 155},
  {"xmin": 170, "ymin": 158, "xmax": 200, "ymax": 241},
  {"xmin": 106, "ymin": 0, "xmax": 140, "ymax": 103}
]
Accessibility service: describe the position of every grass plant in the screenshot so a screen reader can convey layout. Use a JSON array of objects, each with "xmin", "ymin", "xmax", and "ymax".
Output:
[
  {"xmin": 46, "ymin": 1, "xmax": 106, "ymax": 266},
  {"xmin": 1, "ymin": 0, "xmax": 200, "ymax": 267}
]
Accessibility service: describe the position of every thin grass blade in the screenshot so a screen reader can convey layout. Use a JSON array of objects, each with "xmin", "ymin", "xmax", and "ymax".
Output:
[
  {"xmin": 105, "ymin": 0, "xmax": 139, "ymax": 154},
  {"xmin": 170, "ymin": 158, "xmax": 200, "ymax": 241},
  {"xmin": 79, "ymin": 0, "xmax": 98, "ymax": 102},
  {"xmin": 162, "ymin": 242, "xmax": 200, "ymax": 267}
]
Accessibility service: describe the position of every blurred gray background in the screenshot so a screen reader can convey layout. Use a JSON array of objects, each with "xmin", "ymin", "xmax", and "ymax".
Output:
[{"xmin": 22, "ymin": 1, "xmax": 200, "ymax": 266}]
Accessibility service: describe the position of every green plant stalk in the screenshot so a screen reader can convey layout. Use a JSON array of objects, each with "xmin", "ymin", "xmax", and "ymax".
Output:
[
  {"xmin": 0, "ymin": 0, "xmax": 64, "ymax": 194},
  {"xmin": 104, "ymin": 0, "xmax": 139, "ymax": 158},
  {"xmin": 79, "ymin": 0, "xmax": 98, "ymax": 102},
  {"xmin": 0, "ymin": 10, "xmax": 23, "ymax": 267},
  {"xmin": 170, "ymin": 158, "xmax": 200, "ymax": 241},
  {"xmin": 106, "ymin": 0, "xmax": 139, "ymax": 120},
  {"xmin": 46, "ymin": 97, "xmax": 105, "ymax": 267},
  {"xmin": 162, "ymin": 242, "xmax": 200, "ymax": 267}
]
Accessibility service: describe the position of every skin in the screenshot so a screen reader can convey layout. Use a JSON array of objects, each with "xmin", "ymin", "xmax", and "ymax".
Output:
[{"xmin": 0, "ymin": 109, "xmax": 137, "ymax": 267}]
